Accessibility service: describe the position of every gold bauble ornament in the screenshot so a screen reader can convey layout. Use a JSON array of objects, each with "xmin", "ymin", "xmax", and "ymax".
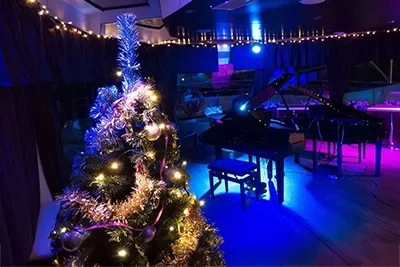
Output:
[{"xmin": 144, "ymin": 123, "xmax": 162, "ymax": 141}]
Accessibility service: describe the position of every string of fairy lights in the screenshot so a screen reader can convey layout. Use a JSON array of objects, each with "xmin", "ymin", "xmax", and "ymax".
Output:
[
  {"xmin": 26, "ymin": 0, "xmax": 400, "ymax": 48},
  {"xmin": 27, "ymin": 0, "xmax": 114, "ymax": 39}
]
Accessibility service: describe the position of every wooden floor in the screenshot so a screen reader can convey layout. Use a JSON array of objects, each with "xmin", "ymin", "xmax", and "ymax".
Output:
[{"xmin": 184, "ymin": 141, "xmax": 400, "ymax": 266}]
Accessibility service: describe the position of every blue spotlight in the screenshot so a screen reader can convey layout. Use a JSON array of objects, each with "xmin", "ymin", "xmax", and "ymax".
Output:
[
  {"xmin": 240, "ymin": 104, "xmax": 246, "ymax": 111},
  {"xmin": 252, "ymin": 45, "xmax": 261, "ymax": 54}
]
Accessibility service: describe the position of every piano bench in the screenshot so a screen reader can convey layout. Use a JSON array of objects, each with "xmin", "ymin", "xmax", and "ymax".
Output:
[{"xmin": 208, "ymin": 158, "xmax": 261, "ymax": 208}]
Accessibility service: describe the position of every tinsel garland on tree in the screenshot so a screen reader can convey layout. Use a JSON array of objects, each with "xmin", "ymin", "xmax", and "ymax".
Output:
[{"xmin": 50, "ymin": 13, "xmax": 224, "ymax": 267}]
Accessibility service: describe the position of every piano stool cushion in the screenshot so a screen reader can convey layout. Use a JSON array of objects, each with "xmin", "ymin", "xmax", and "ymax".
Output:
[{"xmin": 208, "ymin": 158, "xmax": 257, "ymax": 176}]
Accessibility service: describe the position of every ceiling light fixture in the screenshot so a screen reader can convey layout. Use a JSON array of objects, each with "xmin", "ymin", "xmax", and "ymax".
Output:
[{"xmin": 252, "ymin": 45, "xmax": 261, "ymax": 54}]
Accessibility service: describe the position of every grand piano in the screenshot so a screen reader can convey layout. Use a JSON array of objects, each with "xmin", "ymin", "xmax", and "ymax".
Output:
[
  {"xmin": 289, "ymin": 85, "xmax": 385, "ymax": 177},
  {"xmin": 199, "ymin": 74, "xmax": 305, "ymax": 204}
]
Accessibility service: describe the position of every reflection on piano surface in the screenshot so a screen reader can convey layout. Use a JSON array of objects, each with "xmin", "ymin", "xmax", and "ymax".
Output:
[
  {"xmin": 200, "ymin": 74, "xmax": 305, "ymax": 204},
  {"xmin": 289, "ymin": 85, "xmax": 385, "ymax": 177}
]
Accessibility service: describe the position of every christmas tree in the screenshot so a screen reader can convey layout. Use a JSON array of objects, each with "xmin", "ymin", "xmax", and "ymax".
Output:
[{"xmin": 50, "ymin": 13, "xmax": 224, "ymax": 266}]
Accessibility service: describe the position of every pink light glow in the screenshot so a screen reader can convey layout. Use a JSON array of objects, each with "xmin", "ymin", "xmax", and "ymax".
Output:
[
  {"xmin": 211, "ymin": 64, "xmax": 233, "ymax": 88},
  {"xmin": 276, "ymin": 106, "xmax": 309, "ymax": 111},
  {"xmin": 367, "ymin": 105, "xmax": 400, "ymax": 112}
]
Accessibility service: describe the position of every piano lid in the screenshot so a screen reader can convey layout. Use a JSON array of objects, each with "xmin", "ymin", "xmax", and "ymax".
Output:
[
  {"xmin": 243, "ymin": 73, "xmax": 293, "ymax": 112},
  {"xmin": 220, "ymin": 73, "xmax": 296, "ymax": 130},
  {"xmin": 288, "ymin": 85, "xmax": 331, "ymax": 106},
  {"xmin": 289, "ymin": 85, "xmax": 384, "ymax": 124}
]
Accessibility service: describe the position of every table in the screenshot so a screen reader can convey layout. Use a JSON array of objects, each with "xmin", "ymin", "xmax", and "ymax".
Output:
[
  {"xmin": 367, "ymin": 104, "xmax": 400, "ymax": 149},
  {"xmin": 207, "ymin": 113, "xmax": 225, "ymax": 127}
]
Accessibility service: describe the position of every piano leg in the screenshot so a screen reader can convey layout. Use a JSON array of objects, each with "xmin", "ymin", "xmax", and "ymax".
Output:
[
  {"xmin": 336, "ymin": 124, "xmax": 343, "ymax": 177},
  {"xmin": 267, "ymin": 159, "xmax": 273, "ymax": 180},
  {"xmin": 224, "ymin": 172, "xmax": 229, "ymax": 193},
  {"xmin": 294, "ymin": 153, "xmax": 300, "ymax": 164},
  {"xmin": 328, "ymin": 142, "xmax": 331, "ymax": 159},
  {"xmin": 276, "ymin": 159, "xmax": 284, "ymax": 204},
  {"xmin": 390, "ymin": 112, "xmax": 394, "ymax": 149},
  {"xmin": 375, "ymin": 139, "xmax": 382, "ymax": 177},
  {"xmin": 209, "ymin": 171, "xmax": 215, "ymax": 198},
  {"xmin": 255, "ymin": 157, "xmax": 261, "ymax": 201},
  {"xmin": 358, "ymin": 143, "xmax": 362, "ymax": 164},
  {"xmin": 312, "ymin": 139, "xmax": 318, "ymax": 170},
  {"xmin": 240, "ymin": 182, "xmax": 246, "ymax": 209},
  {"xmin": 248, "ymin": 155, "xmax": 253, "ymax": 162},
  {"xmin": 363, "ymin": 142, "xmax": 366, "ymax": 159}
]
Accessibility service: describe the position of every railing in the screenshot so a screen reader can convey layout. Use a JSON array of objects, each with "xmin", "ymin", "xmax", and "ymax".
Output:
[{"xmin": 178, "ymin": 85, "xmax": 252, "ymax": 97}]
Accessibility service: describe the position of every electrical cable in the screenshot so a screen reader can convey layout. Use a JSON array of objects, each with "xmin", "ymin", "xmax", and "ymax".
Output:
[
  {"xmin": 316, "ymin": 120, "xmax": 325, "ymax": 153},
  {"xmin": 341, "ymin": 124, "xmax": 344, "ymax": 144},
  {"xmin": 282, "ymin": 209, "xmax": 353, "ymax": 266},
  {"xmin": 306, "ymin": 119, "xmax": 324, "ymax": 153},
  {"xmin": 247, "ymin": 163, "xmax": 353, "ymax": 265},
  {"xmin": 256, "ymin": 165, "xmax": 397, "ymax": 265},
  {"xmin": 259, "ymin": 156, "xmax": 400, "ymax": 212},
  {"xmin": 348, "ymin": 178, "xmax": 400, "ymax": 237},
  {"xmin": 351, "ymin": 178, "xmax": 400, "ymax": 211},
  {"xmin": 283, "ymin": 175, "xmax": 399, "ymax": 265},
  {"xmin": 374, "ymin": 214, "xmax": 400, "ymax": 233},
  {"xmin": 317, "ymin": 120, "xmax": 323, "ymax": 141}
]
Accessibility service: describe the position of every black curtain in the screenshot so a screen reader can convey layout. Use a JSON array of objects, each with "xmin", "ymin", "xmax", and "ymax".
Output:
[
  {"xmin": 0, "ymin": 86, "xmax": 40, "ymax": 266},
  {"xmin": 0, "ymin": 85, "xmax": 69, "ymax": 266},
  {"xmin": 33, "ymin": 85, "xmax": 69, "ymax": 193},
  {"xmin": 324, "ymin": 34, "xmax": 400, "ymax": 103},
  {"xmin": 231, "ymin": 43, "xmax": 326, "ymax": 70},
  {"xmin": 0, "ymin": 0, "xmax": 117, "ymax": 265},
  {"xmin": 0, "ymin": 0, "xmax": 117, "ymax": 85},
  {"xmin": 139, "ymin": 46, "xmax": 177, "ymax": 122},
  {"xmin": 325, "ymin": 41, "xmax": 352, "ymax": 103},
  {"xmin": 250, "ymin": 69, "xmax": 274, "ymax": 97},
  {"xmin": 274, "ymin": 42, "xmax": 326, "ymax": 70}
]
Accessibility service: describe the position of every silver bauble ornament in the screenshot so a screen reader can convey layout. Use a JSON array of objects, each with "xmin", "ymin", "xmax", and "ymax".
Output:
[
  {"xmin": 66, "ymin": 257, "xmax": 84, "ymax": 267},
  {"xmin": 143, "ymin": 226, "xmax": 156, "ymax": 242},
  {"xmin": 144, "ymin": 123, "xmax": 161, "ymax": 141},
  {"xmin": 113, "ymin": 119, "xmax": 126, "ymax": 130},
  {"xmin": 61, "ymin": 227, "xmax": 89, "ymax": 252}
]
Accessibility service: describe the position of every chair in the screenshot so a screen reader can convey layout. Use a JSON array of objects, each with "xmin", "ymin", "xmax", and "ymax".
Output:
[{"xmin": 208, "ymin": 158, "xmax": 261, "ymax": 208}]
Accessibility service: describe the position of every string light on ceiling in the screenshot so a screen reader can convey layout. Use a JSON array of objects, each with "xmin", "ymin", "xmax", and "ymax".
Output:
[
  {"xmin": 24, "ymin": 0, "xmax": 400, "ymax": 48},
  {"xmin": 26, "ymin": 0, "xmax": 114, "ymax": 39}
]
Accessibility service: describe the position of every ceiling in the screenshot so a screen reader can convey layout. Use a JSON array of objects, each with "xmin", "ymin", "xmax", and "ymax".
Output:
[
  {"xmin": 57, "ymin": 0, "xmax": 99, "ymax": 14},
  {"xmin": 137, "ymin": 18, "xmax": 164, "ymax": 28},
  {"xmin": 163, "ymin": 0, "xmax": 400, "ymax": 40},
  {"xmin": 83, "ymin": 0, "xmax": 148, "ymax": 11}
]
